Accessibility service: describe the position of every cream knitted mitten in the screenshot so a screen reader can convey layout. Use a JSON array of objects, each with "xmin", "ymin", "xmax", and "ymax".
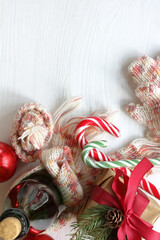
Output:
[{"xmin": 126, "ymin": 55, "xmax": 160, "ymax": 141}]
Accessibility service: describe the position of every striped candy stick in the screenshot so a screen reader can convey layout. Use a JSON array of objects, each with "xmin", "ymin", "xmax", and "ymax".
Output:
[
  {"xmin": 75, "ymin": 117, "xmax": 120, "ymax": 162},
  {"xmin": 82, "ymin": 141, "xmax": 160, "ymax": 168},
  {"xmin": 82, "ymin": 141, "xmax": 160, "ymax": 199},
  {"xmin": 121, "ymin": 167, "xmax": 160, "ymax": 199},
  {"xmin": 75, "ymin": 117, "xmax": 160, "ymax": 199}
]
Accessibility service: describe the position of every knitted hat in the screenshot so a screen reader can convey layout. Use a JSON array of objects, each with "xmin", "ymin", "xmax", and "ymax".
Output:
[
  {"xmin": 8, "ymin": 98, "xmax": 125, "ymax": 236},
  {"xmin": 11, "ymin": 103, "xmax": 54, "ymax": 162},
  {"xmin": 10, "ymin": 100, "xmax": 83, "ymax": 206}
]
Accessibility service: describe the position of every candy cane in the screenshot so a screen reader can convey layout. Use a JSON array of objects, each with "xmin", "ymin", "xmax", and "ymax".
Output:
[
  {"xmin": 82, "ymin": 141, "xmax": 160, "ymax": 199},
  {"xmin": 75, "ymin": 117, "xmax": 120, "ymax": 162},
  {"xmin": 120, "ymin": 167, "xmax": 160, "ymax": 199},
  {"xmin": 75, "ymin": 117, "xmax": 160, "ymax": 199}
]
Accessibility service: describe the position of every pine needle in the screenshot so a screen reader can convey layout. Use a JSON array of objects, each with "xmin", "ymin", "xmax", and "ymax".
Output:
[{"xmin": 69, "ymin": 204, "xmax": 117, "ymax": 240}]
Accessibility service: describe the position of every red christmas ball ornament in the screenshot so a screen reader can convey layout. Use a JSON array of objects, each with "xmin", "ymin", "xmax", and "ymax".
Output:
[
  {"xmin": 23, "ymin": 234, "xmax": 54, "ymax": 240},
  {"xmin": 0, "ymin": 142, "xmax": 17, "ymax": 182}
]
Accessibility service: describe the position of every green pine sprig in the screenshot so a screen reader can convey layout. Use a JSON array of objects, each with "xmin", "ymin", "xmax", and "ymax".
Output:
[{"xmin": 69, "ymin": 204, "xmax": 118, "ymax": 240}]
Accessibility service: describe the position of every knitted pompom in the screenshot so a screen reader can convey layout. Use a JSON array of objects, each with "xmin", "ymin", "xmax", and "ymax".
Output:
[{"xmin": 11, "ymin": 103, "xmax": 54, "ymax": 162}]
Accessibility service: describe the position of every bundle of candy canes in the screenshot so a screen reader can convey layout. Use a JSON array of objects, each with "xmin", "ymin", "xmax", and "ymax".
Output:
[
  {"xmin": 8, "ymin": 55, "xmax": 160, "ymax": 238},
  {"xmin": 74, "ymin": 55, "xmax": 160, "ymax": 200}
]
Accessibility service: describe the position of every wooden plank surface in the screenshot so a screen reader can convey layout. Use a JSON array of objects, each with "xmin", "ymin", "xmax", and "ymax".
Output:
[{"xmin": 0, "ymin": 0, "xmax": 160, "ymax": 239}]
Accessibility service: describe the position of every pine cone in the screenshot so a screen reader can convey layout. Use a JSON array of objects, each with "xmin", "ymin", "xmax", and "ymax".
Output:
[{"xmin": 105, "ymin": 209, "xmax": 124, "ymax": 229}]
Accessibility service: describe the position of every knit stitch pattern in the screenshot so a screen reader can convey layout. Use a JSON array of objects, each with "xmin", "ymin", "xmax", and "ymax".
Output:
[
  {"xmin": 126, "ymin": 55, "xmax": 160, "ymax": 141},
  {"xmin": 43, "ymin": 59, "xmax": 160, "ymax": 236},
  {"xmin": 9, "ymin": 75, "xmax": 160, "ymax": 238},
  {"xmin": 108, "ymin": 55, "xmax": 160, "ymax": 162},
  {"xmin": 39, "ymin": 146, "xmax": 83, "ymax": 207},
  {"xmin": 11, "ymin": 103, "xmax": 54, "ymax": 162}
]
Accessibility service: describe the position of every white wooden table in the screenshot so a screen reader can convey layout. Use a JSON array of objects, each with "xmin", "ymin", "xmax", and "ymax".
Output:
[{"xmin": 0, "ymin": 0, "xmax": 160, "ymax": 239}]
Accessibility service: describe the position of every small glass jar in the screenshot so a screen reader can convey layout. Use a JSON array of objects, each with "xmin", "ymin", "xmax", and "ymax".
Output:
[
  {"xmin": 4, "ymin": 168, "xmax": 63, "ymax": 235},
  {"xmin": 0, "ymin": 208, "xmax": 30, "ymax": 239}
]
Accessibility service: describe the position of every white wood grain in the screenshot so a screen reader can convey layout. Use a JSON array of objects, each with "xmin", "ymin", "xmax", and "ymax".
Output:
[{"xmin": 0, "ymin": 0, "xmax": 160, "ymax": 239}]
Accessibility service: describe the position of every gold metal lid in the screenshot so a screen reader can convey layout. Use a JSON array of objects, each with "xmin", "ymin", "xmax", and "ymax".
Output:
[{"xmin": 0, "ymin": 217, "xmax": 22, "ymax": 240}]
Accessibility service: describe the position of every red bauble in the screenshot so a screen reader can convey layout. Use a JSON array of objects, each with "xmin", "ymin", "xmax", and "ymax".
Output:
[
  {"xmin": 0, "ymin": 142, "xmax": 17, "ymax": 182},
  {"xmin": 23, "ymin": 234, "xmax": 54, "ymax": 240}
]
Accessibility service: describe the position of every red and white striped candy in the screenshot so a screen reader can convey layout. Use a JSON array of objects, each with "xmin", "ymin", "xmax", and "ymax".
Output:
[
  {"xmin": 75, "ymin": 117, "xmax": 120, "ymax": 162},
  {"xmin": 120, "ymin": 167, "xmax": 160, "ymax": 199},
  {"xmin": 75, "ymin": 117, "xmax": 160, "ymax": 200}
]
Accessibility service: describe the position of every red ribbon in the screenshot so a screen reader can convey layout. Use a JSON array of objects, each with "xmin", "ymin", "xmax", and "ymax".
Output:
[{"xmin": 90, "ymin": 157, "xmax": 160, "ymax": 240}]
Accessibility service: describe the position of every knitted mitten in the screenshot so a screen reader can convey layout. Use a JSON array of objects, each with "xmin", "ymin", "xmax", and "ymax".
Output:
[
  {"xmin": 126, "ymin": 55, "xmax": 160, "ymax": 141},
  {"xmin": 107, "ymin": 56, "xmax": 160, "ymax": 161}
]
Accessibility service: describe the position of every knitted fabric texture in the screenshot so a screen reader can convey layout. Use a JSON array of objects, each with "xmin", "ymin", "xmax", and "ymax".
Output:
[
  {"xmin": 42, "ymin": 98, "xmax": 116, "ymax": 235},
  {"xmin": 9, "ymin": 98, "xmax": 87, "ymax": 236},
  {"xmin": 9, "ymin": 73, "xmax": 160, "ymax": 238},
  {"xmin": 39, "ymin": 58, "xmax": 160, "ymax": 236},
  {"xmin": 44, "ymin": 62, "xmax": 160, "ymax": 234},
  {"xmin": 39, "ymin": 146, "xmax": 83, "ymax": 207},
  {"xmin": 107, "ymin": 55, "xmax": 160, "ymax": 162},
  {"xmin": 126, "ymin": 55, "xmax": 160, "ymax": 141},
  {"xmin": 43, "ymin": 94, "xmax": 160, "ymax": 234},
  {"xmin": 11, "ymin": 103, "xmax": 54, "ymax": 162}
]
